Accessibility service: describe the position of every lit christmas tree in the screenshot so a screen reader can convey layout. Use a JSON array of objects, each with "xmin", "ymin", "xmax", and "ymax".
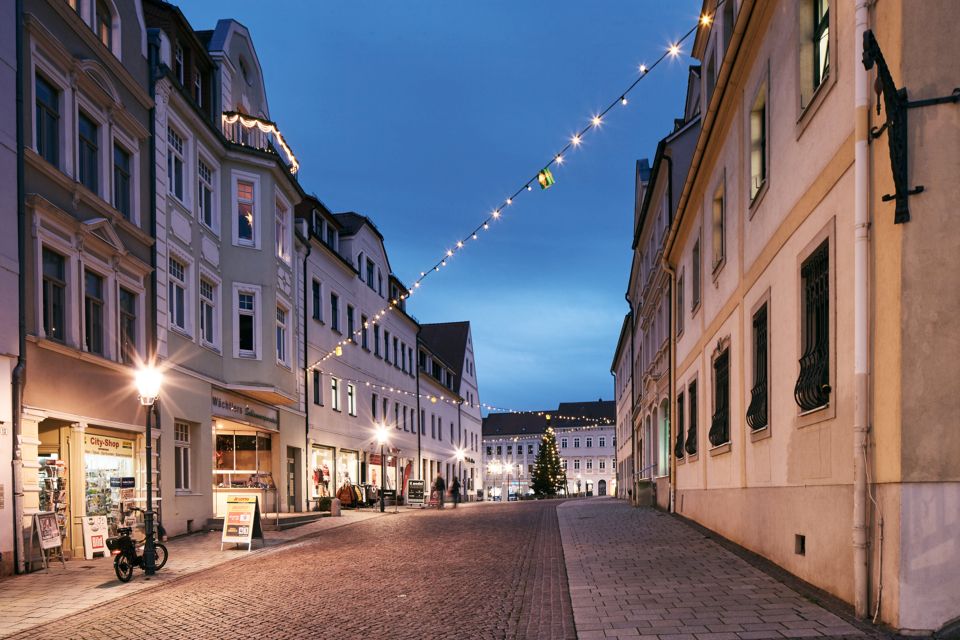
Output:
[{"xmin": 531, "ymin": 421, "xmax": 564, "ymax": 497}]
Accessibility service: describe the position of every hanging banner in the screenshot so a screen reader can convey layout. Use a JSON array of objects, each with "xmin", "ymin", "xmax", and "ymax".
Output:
[{"xmin": 220, "ymin": 495, "xmax": 264, "ymax": 551}]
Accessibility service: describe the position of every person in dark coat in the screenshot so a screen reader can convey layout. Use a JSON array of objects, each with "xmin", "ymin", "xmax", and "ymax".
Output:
[
  {"xmin": 434, "ymin": 474, "xmax": 446, "ymax": 509},
  {"xmin": 451, "ymin": 476, "xmax": 461, "ymax": 508}
]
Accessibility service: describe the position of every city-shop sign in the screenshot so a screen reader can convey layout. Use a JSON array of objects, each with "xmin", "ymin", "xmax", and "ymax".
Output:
[
  {"xmin": 84, "ymin": 435, "xmax": 134, "ymax": 457},
  {"xmin": 212, "ymin": 390, "xmax": 279, "ymax": 431}
]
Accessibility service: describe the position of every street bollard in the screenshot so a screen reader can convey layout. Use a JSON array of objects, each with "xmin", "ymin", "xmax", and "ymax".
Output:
[{"xmin": 330, "ymin": 498, "xmax": 341, "ymax": 517}]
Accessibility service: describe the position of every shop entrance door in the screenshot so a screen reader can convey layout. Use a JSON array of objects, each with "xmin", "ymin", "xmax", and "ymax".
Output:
[
  {"xmin": 598, "ymin": 479, "xmax": 607, "ymax": 496},
  {"xmin": 286, "ymin": 447, "xmax": 301, "ymax": 512}
]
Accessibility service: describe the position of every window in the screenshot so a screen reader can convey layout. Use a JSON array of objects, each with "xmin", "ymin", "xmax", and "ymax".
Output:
[
  {"xmin": 402, "ymin": 406, "xmax": 408, "ymax": 431},
  {"xmin": 562, "ymin": 459, "xmax": 568, "ymax": 470},
  {"xmin": 686, "ymin": 380, "xmax": 698, "ymax": 455},
  {"xmin": 313, "ymin": 370, "xmax": 321, "ymax": 406},
  {"xmin": 599, "ymin": 459, "xmax": 606, "ymax": 470},
  {"xmin": 276, "ymin": 306, "xmax": 288, "ymax": 365},
  {"xmin": 168, "ymin": 257, "xmax": 187, "ymax": 331},
  {"xmin": 691, "ymin": 238, "xmax": 701, "ymax": 310},
  {"xmin": 311, "ymin": 280, "xmax": 321, "ymax": 321},
  {"xmin": 674, "ymin": 391, "xmax": 685, "ymax": 459},
  {"xmin": 486, "ymin": 446, "xmax": 492, "ymax": 457},
  {"xmin": 237, "ymin": 291, "xmax": 255, "ymax": 356},
  {"xmin": 506, "ymin": 445, "xmax": 512, "ymax": 455},
  {"xmin": 676, "ymin": 272, "xmax": 685, "ymax": 336},
  {"xmin": 809, "ymin": 0, "xmax": 830, "ymax": 92},
  {"xmin": 420, "ymin": 410, "xmax": 425, "ymax": 435},
  {"xmin": 95, "ymin": 0, "xmax": 112, "ymax": 50},
  {"xmin": 393, "ymin": 337, "xmax": 399, "ymax": 367},
  {"xmin": 347, "ymin": 384, "xmax": 356, "ymax": 416},
  {"xmin": 712, "ymin": 184, "xmax": 725, "ymax": 270},
  {"xmin": 361, "ymin": 315, "xmax": 369, "ymax": 349},
  {"xmin": 41, "ymin": 248, "xmax": 66, "ymax": 341},
  {"xmin": 586, "ymin": 459, "xmax": 593, "ymax": 470},
  {"xmin": 84, "ymin": 271, "xmax": 104, "ymax": 355},
  {"xmin": 193, "ymin": 72, "xmax": 203, "ymax": 107},
  {"xmin": 384, "ymin": 331, "xmax": 391, "ymax": 363},
  {"xmin": 35, "ymin": 75, "xmax": 59, "ymax": 167},
  {"xmin": 747, "ymin": 303, "xmax": 769, "ymax": 430},
  {"xmin": 574, "ymin": 459, "xmax": 581, "ymax": 471},
  {"xmin": 528, "ymin": 444, "xmax": 534, "ymax": 455},
  {"xmin": 750, "ymin": 85, "xmax": 767, "ymax": 200},
  {"xmin": 330, "ymin": 378, "xmax": 341, "ymax": 411},
  {"xmin": 431, "ymin": 415, "xmax": 437, "ymax": 439},
  {"xmin": 496, "ymin": 445, "xmax": 501, "ymax": 456},
  {"xmin": 401, "ymin": 343, "xmax": 406, "ymax": 372},
  {"xmin": 236, "ymin": 180, "xmax": 254, "ymax": 244},
  {"xmin": 372, "ymin": 393, "xmax": 378, "ymax": 419},
  {"xmin": 795, "ymin": 241, "xmax": 831, "ymax": 411},
  {"xmin": 330, "ymin": 293, "xmax": 340, "ymax": 332},
  {"xmin": 561, "ymin": 438, "xmax": 567, "ymax": 449},
  {"xmin": 198, "ymin": 160, "xmax": 214, "ymax": 228},
  {"xmin": 78, "ymin": 112, "xmax": 98, "ymax": 193},
  {"xmin": 366, "ymin": 259, "xmax": 375, "ymax": 289},
  {"xmin": 598, "ymin": 437, "xmax": 605, "ymax": 448},
  {"xmin": 174, "ymin": 44, "xmax": 184, "ymax": 85},
  {"xmin": 119, "ymin": 287, "xmax": 136, "ymax": 364},
  {"xmin": 112, "ymin": 144, "xmax": 131, "ymax": 219},
  {"xmin": 195, "ymin": 278, "xmax": 215, "ymax": 347},
  {"xmin": 167, "ymin": 127, "xmax": 184, "ymax": 202},
  {"xmin": 174, "ymin": 422, "xmax": 191, "ymax": 491},
  {"xmin": 346, "ymin": 306, "xmax": 355, "ymax": 343},
  {"xmin": 710, "ymin": 348, "xmax": 730, "ymax": 447},
  {"xmin": 573, "ymin": 437, "xmax": 580, "ymax": 448},
  {"xmin": 374, "ymin": 325, "xmax": 381, "ymax": 356},
  {"xmin": 395, "ymin": 403, "xmax": 400, "ymax": 430},
  {"xmin": 275, "ymin": 199, "xmax": 289, "ymax": 261}
]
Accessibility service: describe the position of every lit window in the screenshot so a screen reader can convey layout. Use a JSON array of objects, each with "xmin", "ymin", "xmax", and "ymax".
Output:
[
  {"xmin": 95, "ymin": 0, "xmax": 112, "ymax": 50},
  {"xmin": 750, "ymin": 85, "xmax": 768, "ymax": 200},
  {"xmin": 275, "ymin": 198, "xmax": 289, "ymax": 261},
  {"xmin": 237, "ymin": 291, "xmax": 256, "ymax": 356},
  {"xmin": 813, "ymin": 0, "xmax": 829, "ymax": 89},
  {"xmin": 236, "ymin": 180, "xmax": 255, "ymax": 244}
]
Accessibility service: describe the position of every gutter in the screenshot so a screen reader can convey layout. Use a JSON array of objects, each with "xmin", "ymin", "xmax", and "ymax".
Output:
[{"xmin": 12, "ymin": 0, "xmax": 26, "ymax": 575}]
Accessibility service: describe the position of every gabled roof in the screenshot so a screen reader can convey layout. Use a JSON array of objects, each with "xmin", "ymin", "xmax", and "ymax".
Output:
[
  {"xmin": 334, "ymin": 211, "xmax": 385, "ymax": 242},
  {"xmin": 419, "ymin": 321, "xmax": 470, "ymax": 392},
  {"xmin": 482, "ymin": 400, "xmax": 615, "ymax": 437}
]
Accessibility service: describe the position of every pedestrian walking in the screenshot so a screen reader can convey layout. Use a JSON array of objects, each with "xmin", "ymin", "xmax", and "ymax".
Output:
[
  {"xmin": 451, "ymin": 476, "xmax": 461, "ymax": 508},
  {"xmin": 434, "ymin": 474, "xmax": 446, "ymax": 509}
]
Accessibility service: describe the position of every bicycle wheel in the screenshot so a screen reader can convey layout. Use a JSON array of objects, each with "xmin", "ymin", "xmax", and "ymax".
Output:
[
  {"xmin": 152, "ymin": 543, "xmax": 168, "ymax": 570},
  {"xmin": 114, "ymin": 554, "xmax": 134, "ymax": 582}
]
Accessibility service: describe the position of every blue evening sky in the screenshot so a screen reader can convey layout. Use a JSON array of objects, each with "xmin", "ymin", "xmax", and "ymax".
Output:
[{"xmin": 179, "ymin": 1, "xmax": 700, "ymax": 412}]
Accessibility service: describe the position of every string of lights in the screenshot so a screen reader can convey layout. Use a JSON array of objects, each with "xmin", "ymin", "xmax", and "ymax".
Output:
[
  {"xmin": 305, "ymin": 7, "xmax": 719, "ymax": 371},
  {"xmin": 223, "ymin": 111, "xmax": 300, "ymax": 174}
]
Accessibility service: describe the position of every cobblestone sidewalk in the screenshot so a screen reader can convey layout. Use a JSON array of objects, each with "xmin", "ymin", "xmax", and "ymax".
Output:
[
  {"xmin": 0, "ymin": 509, "xmax": 383, "ymax": 638},
  {"xmin": 558, "ymin": 498, "xmax": 872, "ymax": 640}
]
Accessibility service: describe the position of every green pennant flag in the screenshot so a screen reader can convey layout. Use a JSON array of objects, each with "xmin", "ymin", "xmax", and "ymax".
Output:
[{"xmin": 538, "ymin": 167, "xmax": 555, "ymax": 190}]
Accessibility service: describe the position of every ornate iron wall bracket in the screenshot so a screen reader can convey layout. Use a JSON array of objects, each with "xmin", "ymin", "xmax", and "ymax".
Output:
[{"xmin": 862, "ymin": 30, "xmax": 960, "ymax": 224}]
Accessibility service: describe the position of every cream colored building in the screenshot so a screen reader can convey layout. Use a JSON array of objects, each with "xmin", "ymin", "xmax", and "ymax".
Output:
[
  {"xmin": 611, "ymin": 312, "xmax": 632, "ymax": 501},
  {"xmin": 664, "ymin": 0, "xmax": 960, "ymax": 633}
]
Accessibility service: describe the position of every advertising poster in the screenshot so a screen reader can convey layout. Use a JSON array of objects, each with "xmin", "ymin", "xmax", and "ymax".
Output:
[
  {"xmin": 220, "ymin": 495, "xmax": 264, "ymax": 551},
  {"xmin": 407, "ymin": 479, "xmax": 426, "ymax": 507}
]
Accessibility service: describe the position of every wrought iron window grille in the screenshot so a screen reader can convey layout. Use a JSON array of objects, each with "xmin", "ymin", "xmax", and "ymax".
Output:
[
  {"xmin": 709, "ymin": 350, "xmax": 730, "ymax": 447},
  {"xmin": 685, "ymin": 381, "xmax": 698, "ymax": 456},
  {"xmin": 747, "ymin": 304, "xmax": 769, "ymax": 430},
  {"xmin": 794, "ymin": 242, "xmax": 831, "ymax": 412}
]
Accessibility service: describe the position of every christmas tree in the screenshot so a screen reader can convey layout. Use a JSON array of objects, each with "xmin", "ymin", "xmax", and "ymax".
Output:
[{"xmin": 531, "ymin": 423, "xmax": 564, "ymax": 497}]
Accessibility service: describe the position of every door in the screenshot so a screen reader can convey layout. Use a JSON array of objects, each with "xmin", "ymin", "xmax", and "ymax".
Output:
[
  {"xmin": 598, "ymin": 479, "xmax": 607, "ymax": 496},
  {"xmin": 286, "ymin": 446, "xmax": 301, "ymax": 512}
]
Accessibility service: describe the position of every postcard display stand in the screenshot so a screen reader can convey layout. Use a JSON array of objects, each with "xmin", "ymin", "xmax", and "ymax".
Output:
[{"xmin": 27, "ymin": 512, "xmax": 65, "ymax": 571}]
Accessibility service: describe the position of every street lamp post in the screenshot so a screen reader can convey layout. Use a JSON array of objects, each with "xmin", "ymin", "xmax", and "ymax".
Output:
[
  {"xmin": 375, "ymin": 424, "xmax": 388, "ymax": 513},
  {"xmin": 135, "ymin": 365, "xmax": 162, "ymax": 576},
  {"xmin": 455, "ymin": 448, "xmax": 464, "ymax": 503}
]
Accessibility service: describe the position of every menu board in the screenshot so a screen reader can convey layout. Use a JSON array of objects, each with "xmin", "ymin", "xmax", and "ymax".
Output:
[
  {"xmin": 220, "ymin": 495, "xmax": 264, "ymax": 551},
  {"xmin": 407, "ymin": 479, "xmax": 425, "ymax": 506}
]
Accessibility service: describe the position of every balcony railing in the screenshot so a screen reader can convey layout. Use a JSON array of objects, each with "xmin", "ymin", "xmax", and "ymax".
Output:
[{"xmin": 222, "ymin": 111, "xmax": 299, "ymax": 175}]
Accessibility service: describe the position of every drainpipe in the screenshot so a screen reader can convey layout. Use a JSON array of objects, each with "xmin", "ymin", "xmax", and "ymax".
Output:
[
  {"xmin": 302, "ymin": 241, "xmax": 311, "ymax": 509},
  {"xmin": 662, "ymin": 153, "xmax": 676, "ymax": 514},
  {"xmin": 624, "ymin": 294, "xmax": 636, "ymax": 505},
  {"xmin": 415, "ymin": 330, "xmax": 422, "ymax": 480},
  {"xmin": 853, "ymin": 0, "xmax": 872, "ymax": 620},
  {"xmin": 147, "ymin": 31, "xmax": 160, "ymax": 363},
  {"xmin": 12, "ymin": 0, "xmax": 27, "ymax": 575}
]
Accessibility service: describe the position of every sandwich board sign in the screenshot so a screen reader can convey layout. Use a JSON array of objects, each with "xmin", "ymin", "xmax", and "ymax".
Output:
[
  {"xmin": 221, "ymin": 495, "xmax": 264, "ymax": 551},
  {"xmin": 406, "ymin": 479, "xmax": 425, "ymax": 507},
  {"xmin": 27, "ymin": 512, "xmax": 65, "ymax": 571}
]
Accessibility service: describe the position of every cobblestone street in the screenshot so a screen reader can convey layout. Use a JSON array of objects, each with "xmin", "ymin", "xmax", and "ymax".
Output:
[{"xmin": 0, "ymin": 500, "xmax": 893, "ymax": 640}]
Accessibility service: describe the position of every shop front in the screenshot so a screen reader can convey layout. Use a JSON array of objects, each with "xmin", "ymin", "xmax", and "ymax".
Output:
[
  {"xmin": 337, "ymin": 448, "xmax": 360, "ymax": 488},
  {"xmin": 310, "ymin": 445, "xmax": 336, "ymax": 499},
  {"xmin": 211, "ymin": 389, "xmax": 280, "ymax": 517}
]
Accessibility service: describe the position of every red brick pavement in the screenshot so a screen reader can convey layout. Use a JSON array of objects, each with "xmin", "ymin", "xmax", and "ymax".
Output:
[{"xmin": 7, "ymin": 500, "xmax": 576, "ymax": 640}]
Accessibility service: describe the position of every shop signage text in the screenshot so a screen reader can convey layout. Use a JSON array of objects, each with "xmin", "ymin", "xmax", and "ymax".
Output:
[
  {"xmin": 212, "ymin": 391, "xmax": 279, "ymax": 431},
  {"xmin": 407, "ymin": 479, "xmax": 425, "ymax": 506},
  {"xmin": 84, "ymin": 435, "xmax": 134, "ymax": 457}
]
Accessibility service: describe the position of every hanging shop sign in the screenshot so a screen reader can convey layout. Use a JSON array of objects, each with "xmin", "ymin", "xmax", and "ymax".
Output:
[
  {"xmin": 81, "ymin": 515, "xmax": 109, "ymax": 560},
  {"xmin": 84, "ymin": 435, "xmax": 134, "ymax": 457},
  {"xmin": 407, "ymin": 479, "xmax": 426, "ymax": 507},
  {"xmin": 221, "ymin": 495, "xmax": 264, "ymax": 551},
  {"xmin": 212, "ymin": 390, "xmax": 279, "ymax": 431}
]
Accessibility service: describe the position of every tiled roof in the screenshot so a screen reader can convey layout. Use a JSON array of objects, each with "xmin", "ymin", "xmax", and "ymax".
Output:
[
  {"xmin": 482, "ymin": 400, "xmax": 614, "ymax": 437},
  {"xmin": 420, "ymin": 322, "xmax": 470, "ymax": 392}
]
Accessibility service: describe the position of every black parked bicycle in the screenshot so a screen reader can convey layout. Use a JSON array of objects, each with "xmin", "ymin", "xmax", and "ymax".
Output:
[{"xmin": 105, "ymin": 507, "xmax": 168, "ymax": 582}]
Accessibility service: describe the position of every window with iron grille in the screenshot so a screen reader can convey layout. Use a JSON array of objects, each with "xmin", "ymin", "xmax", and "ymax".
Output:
[
  {"xmin": 674, "ymin": 391, "xmax": 685, "ymax": 459},
  {"xmin": 747, "ymin": 303, "xmax": 769, "ymax": 429},
  {"xmin": 710, "ymin": 349, "xmax": 730, "ymax": 446},
  {"xmin": 685, "ymin": 380, "xmax": 698, "ymax": 455},
  {"xmin": 795, "ymin": 241, "xmax": 831, "ymax": 411}
]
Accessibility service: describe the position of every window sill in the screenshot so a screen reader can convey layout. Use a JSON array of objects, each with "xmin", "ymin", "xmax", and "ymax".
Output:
[
  {"xmin": 676, "ymin": 456, "xmax": 686, "ymax": 465},
  {"xmin": 174, "ymin": 491, "xmax": 203, "ymax": 497},
  {"xmin": 362, "ymin": 346, "xmax": 370, "ymax": 353},
  {"xmin": 686, "ymin": 452, "xmax": 699, "ymax": 463},
  {"xmin": 712, "ymin": 257, "xmax": 726, "ymax": 282},
  {"xmin": 748, "ymin": 180, "xmax": 769, "ymax": 220},
  {"xmin": 796, "ymin": 400, "xmax": 835, "ymax": 429},
  {"xmin": 750, "ymin": 426, "xmax": 772, "ymax": 442},
  {"xmin": 331, "ymin": 328, "xmax": 342, "ymax": 335},
  {"xmin": 200, "ymin": 341, "xmax": 221, "ymax": 355},
  {"xmin": 331, "ymin": 408, "xmax": 342, "ymax": 414},
  {"xmin": 691, "ymin": 301, "xmax": 702, "ymax": 317},
  {"xmin": 169, "ymin": 325, "xmax": 193, "ymax": 341},
  {"xmin": 238, "ymin": 351, "xmax": 257, "ymax": 360},
  {"xmin": 276, "ymin": 360, "xmax": 292, "ymax": 371},
  {"xmin": 796, "ymin": 71, "xmax": 835, "ymax": 140},
  {"xmin": 312, "ymin": 317, "xmax": 323, "ymax": 325},
  {"xmin": 709, "ymin": 442, "xmax": 731, "ymax": 457}
]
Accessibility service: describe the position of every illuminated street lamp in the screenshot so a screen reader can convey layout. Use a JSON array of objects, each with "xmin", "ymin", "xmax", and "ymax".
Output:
[
  {"xmin": 375, "ymin": 424, "xmax": 389, "ymax": 512},
  {"xmin": 134, "ymin": 365, "xmax": 163, "ymax": 576},
  {"xmin": 455, "ymin": 448, "xmax": 465, "ymax": 503}
]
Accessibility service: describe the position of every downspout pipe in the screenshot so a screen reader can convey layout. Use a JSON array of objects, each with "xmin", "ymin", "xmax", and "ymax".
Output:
[
  {"xmin": 147, "ymin": 30, "xmax": 160, "ymax": 363},
  {"xmin": 415, "ymin": 330, "xmax": 422, "ymax": 481},
  {"xmin": 12, "ymin": 0, "xmax": 27, "ymax": 575},
  {"xmin": 624, "ymin": 294, "xmax": 637, "ymax": 505},
  {"xmin": 302, "ymin": 241, "xmax": 311, "ymax": 509},
  {"xmin": 853, "ymin": 0, "xmax": 872, "ymax": 620},
  {"xmin": 662, "ymin": 153, "xmax": 676, "ymax": 514}
]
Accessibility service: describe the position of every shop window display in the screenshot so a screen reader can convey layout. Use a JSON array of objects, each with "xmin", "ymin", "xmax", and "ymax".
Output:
[
  {"xmin": 83, "ymin": 434, "xmax": 135, "ymax": 535},
  {"xmin": 215, "ymin": 431, "xmax": 274, "ymax": 488},
  {"xmin": 310, "ymin": 446, "xmax": 335, "ymax": 498}
]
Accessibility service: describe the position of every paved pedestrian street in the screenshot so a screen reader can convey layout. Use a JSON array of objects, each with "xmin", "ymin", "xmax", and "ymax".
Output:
[{"xmin": 1, "ymin": 500, "xmax": 889, "ymax": 640}]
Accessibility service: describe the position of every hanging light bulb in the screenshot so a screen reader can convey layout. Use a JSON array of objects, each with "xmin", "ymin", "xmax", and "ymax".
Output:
[
  {"xmin": 620, "ymin": 96, "xmax": 628, "ymax": 106},
  {"xmin": 571, "ymin": 134, "xmax": 581, "ymax": 147},
  {"xmin": 483, "ymin": 222, "xmax": 489, "ymax": 230},
  {"xmin": 591, "ymin": 115, "xmax": 602, "ymax": 127},
  {"xmin": 506, "ymin": 198, "xmax": 513, "ymax": 205},
  {"xmin": 668, "ymin": 43, "xmax": 681, "ymax": 57},
  {"xmin": 456, "ymin": 241, "xmax": 463, "ymax": 248},
  {"xmin": 492, "ymin": 209, "xmax": 501, "ymax": 219},
  {"xmin": 472, "ymin": 233, "xmax": 478, "ymax": 240},
  {"xmin": 555, "ymin": 154, "xmax": 564, "ymax": 165},
  {"xmin": 700, "ymin": 13, "xmax": 712, "ymax": 26},
  {"xmin": 526, "ymin": 184, "xmax": 532, "ymax": 191},
  {"xmin": 639, "ymin": 63, "xmax": 648, "ymax": 74}
]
